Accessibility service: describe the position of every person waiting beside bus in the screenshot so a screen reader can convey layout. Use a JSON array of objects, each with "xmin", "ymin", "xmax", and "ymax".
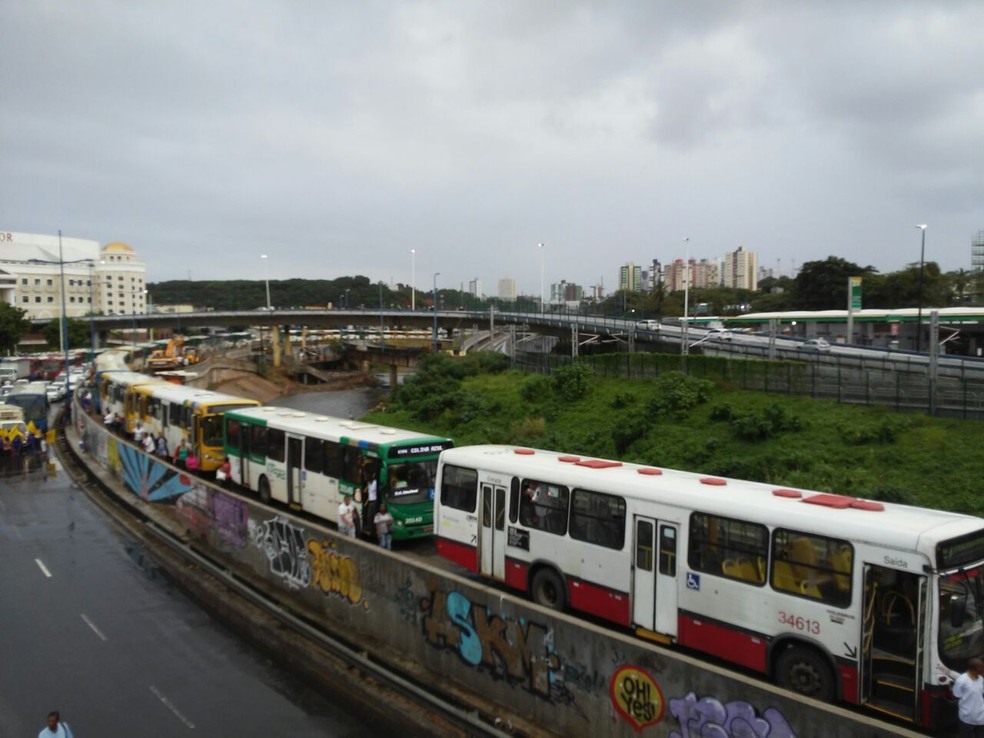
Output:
[
  {"xmin": 172, "ymin": 439, "xmax": 189, "ymax": 469},
  {"xmin": 185, "ymin": 449, "xmax": 200, "ymax": 473}
]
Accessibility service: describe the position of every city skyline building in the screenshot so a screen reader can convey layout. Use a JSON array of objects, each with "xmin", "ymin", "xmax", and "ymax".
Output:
[
  {"xmin": 722, "ymin": 245, "xmax": 759, "ymax": 290},
  {"xmin": 497, "ymin": 276, "xmax": 517, "ymax": 301},
  {"xmin": 618, "ymin": 262, "xmax": 644, "ymax": 292},
  {"xmin": 0, "ymin": 231, "xmax": 147, "ymax": 320}
]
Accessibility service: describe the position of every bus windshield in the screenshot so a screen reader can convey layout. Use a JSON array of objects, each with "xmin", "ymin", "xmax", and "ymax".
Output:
[
  {"xmin": 201, "ymin": 415, "xmax": 223, "ymax": 447},
  {"xmin": 385, "ymin": 459, "xmax": 437, "ymax": 506},
  {"xmin": 939, "ymin": 567, "xmax": 984, "ymax": 668}
]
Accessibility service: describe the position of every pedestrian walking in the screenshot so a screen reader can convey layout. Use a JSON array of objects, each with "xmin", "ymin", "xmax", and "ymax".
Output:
[
  {"xmin": 38, "ymin": 710, "xmax": 73, "ymax": 738},
  {"xmin": 954, "ymin": 658, "xmax": 984, "ymax": 737},
  {"xmin": 363, "ymin": 468, "xmax": 379, "ymax": 541}
]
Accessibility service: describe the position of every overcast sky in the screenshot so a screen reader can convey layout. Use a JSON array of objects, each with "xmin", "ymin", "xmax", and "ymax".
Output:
[{"xmin": 2, "ymin": 2, "xmax": 982, "ymax": 296}]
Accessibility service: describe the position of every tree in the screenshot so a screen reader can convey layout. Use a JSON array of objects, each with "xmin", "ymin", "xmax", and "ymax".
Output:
[
  {"xmin": 792, "ymin": 257, "xmax": 877, "ymax": 310},
  {"xmin": 43, "ymin": 317, "xmax": 90, "ymax": 350},
  {"xmin": 0, "ymin": 303, "xmax": 32, "ymax": 354}
]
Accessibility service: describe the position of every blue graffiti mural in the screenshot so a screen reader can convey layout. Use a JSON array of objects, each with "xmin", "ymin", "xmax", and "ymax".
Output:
[
  {"xmin": 668, "ymin": 692, "xmax": 796, "ymax": 738},
  {"xmin": 116, "ymin": 441, "xmax": 196, "ymax": 501}
]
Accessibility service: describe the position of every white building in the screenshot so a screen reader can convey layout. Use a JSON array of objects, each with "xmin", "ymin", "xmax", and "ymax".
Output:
[
  {"xmin": 498, "ymin": 276, "xmax": 517, "ymax": 300},
  {"xmin": 722, "ymin": 245, "xmax": 758, "ymax": 290},
  {"xmin": 0, "ymin": 231, "xmax": 147, "ymax": 320}
]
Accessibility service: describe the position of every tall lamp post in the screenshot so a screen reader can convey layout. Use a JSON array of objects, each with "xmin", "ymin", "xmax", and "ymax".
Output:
[
  {"xmin": 538, "ymin": 242, "xmax": 545, "ymax": 314},
  {"xmin": 261, "ymin": 254, "xmax": 271, "ymax": 310},
  {"xmin": 682, "ymin": 237, "xmax": 691, "ymax": 357},
  {"xmin": 88, "ymin": 263, "xmax": 96, "ymax": 360},
  {"xmin": 915, "ymin": 224, "xmax": 927, "ymax": 353},
  {"xmin": 411, "ymin": 248, "xmax": 416, "ymax": 311},
  {"xmin": 432, "ymin": 272, "xmax": 440, "ymax": 352},
  {"xmin": 58, "ymin": 231, "xmax": 71, "ymax": 398}
]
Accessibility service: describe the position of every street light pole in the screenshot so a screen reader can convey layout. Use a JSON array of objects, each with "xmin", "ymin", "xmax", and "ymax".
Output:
[
  {"xmin": 58, "ymin": 230, "xmax": 71, "ymax": 398},
  {"xmin": 433, "ymin": 272, "xmax": 440, "ymax": 352},
  {"xmin": 538, "ymin": 242, "xmax": 544, "ymax": 314},
  {"xmin": 915, "ymin": 224, "xmax": 927, "ymax": 353},
  {"xmin": 682, "ymin": 237, "xmax": 690, "ymax": 357},
  {"xmin": 261, "ymin": 254, "xmax": 271, "ymax": 310},
  {"xmin": 411, "ymin": 248, "xmax": 416, "ymax": 311},
  {"xmin": 88, "ymin": 263, "xmax": 96, "ymax": 361}
]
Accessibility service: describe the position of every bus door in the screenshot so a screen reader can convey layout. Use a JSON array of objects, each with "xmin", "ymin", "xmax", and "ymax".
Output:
[
  {"xmin": 478, "ymin": 482, "xmax": 507, "ymax": 580},
  {"xmin": 860, "ymin": 564, "xmax": 925, "ymax": 722},
  {"xmin": 240, "ymin": 424, "xmax": 252, "ymax": 488},
  {"xmin": 632, "ymin": 517, "xmax": 679, "ymax": 638},
  {"xmin": 286, "ymin": 435, "xmax": 302, "ymax": 507}
]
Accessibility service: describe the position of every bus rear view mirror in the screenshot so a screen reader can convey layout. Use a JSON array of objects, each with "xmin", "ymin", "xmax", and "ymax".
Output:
[{"xmin": 950, "ymin": 595, "xmax": 967, "ymax": 629}]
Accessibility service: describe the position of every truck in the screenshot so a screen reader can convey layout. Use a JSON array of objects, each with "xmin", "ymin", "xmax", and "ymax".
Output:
[
  {"xmin": 0, "ymin": 357, "xmax": 36, "ymax": 381},
  {"xmin": 147, "ymin": 337, "xmax": 200, "ymax": 372}
]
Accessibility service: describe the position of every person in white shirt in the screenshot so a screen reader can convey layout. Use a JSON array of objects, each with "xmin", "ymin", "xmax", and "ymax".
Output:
[
  {"xmin": 39, "ymin": 710, "xmax": 73, "ymax": 738},
  {"xmin": 337, "ymin": 493, "xmax": 357, "ymax": 538},
  {"xmin": 953, "ymin": 658, "xmax": 984, "ymax": 737}
]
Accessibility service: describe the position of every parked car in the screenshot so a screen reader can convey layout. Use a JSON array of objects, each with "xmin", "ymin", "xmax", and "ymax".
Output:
[
  {"xmin": 635, "ymin": 319, "xmax": 660, "ymax": 331},
  {"xmin": 46, "ymin": 382, "xmax": 66, "ymax": 402},
  {"xmin": 706, "ymin": 328, "xmax": 733, "ymax": 341},
  {"xmin": 799, "ymin": 338, "xmax": 831, "ymax": 352}
]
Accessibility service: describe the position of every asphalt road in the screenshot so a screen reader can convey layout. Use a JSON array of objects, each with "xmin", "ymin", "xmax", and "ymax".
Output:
[{"xmin": 0, "ymin": 461, "xmax": 389, "ymax": 738}]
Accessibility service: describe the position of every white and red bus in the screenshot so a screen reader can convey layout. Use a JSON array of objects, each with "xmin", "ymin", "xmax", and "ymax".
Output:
[{"xmin": 435, "ymin": 444, "xmax": 984, "ymax": 728}]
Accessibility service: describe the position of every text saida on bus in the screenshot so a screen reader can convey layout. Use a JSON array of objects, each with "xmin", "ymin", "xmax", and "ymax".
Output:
[
  {"xmin": 223, "ymin": 406, "xmax": 452, "ymax": 540},
  {"xmin": 434, "ymin": 444, "xmax": 984, "ymax": 728}
]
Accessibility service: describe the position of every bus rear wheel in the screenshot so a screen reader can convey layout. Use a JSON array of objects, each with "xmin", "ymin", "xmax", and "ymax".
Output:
[
  {"xmin": 530, "ymin": 568, "xmax": 567, "ymax": 612},
  {"xmin": 776, "ymin": 646, "xmax": 835, "ymax": 702},
  {"xmin": 258, "ymin": 476, "xmax": 271, "ymax": 504}
]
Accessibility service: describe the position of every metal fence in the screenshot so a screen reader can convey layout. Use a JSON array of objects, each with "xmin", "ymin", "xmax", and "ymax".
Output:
[{"xmin": 513, "ymin": 349, "xmax": 984, "ymax": 421}]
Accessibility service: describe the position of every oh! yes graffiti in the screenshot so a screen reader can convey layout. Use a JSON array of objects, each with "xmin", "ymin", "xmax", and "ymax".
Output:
[
  {"xmin": 421, "ymin": 589, "xmax": 561, "ymax": 701},
  {"xmin": 668, "ymin": 692, "xmax": 796, "ymax": 738},
  {"xmin": 249, "ymin": 516, "xmax": 310, "ymax": 590},
  {"xmin": 609, "ymin": 666, "xmax": 665, "ymax": 732},
  {"xmin": 307, "ymin": 538, "xmax": 365, "ymax": 607}
]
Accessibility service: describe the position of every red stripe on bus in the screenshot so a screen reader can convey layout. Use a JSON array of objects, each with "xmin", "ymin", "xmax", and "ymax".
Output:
[
  {"xmin": 838, "ymin": 662, "xmax": 859, "ymax": 704},
  {"xmin": 505, "ymin": 559, "xmax": 529, "ymax": 591},
  {"xmin": 678, "ymin": 615, "xmax": 767, "ymax": 672},
  {"xmin": 435, "ymin": 538, "xmax": 478, "ymax": 573},
  {"xmin": 569, "ymin": 578, "xmax": 631, "ymax": 626}
]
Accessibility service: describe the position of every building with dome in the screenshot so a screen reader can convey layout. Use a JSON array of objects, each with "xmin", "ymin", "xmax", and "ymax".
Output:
[{"xmin": 0, "ymin": 230, "xmax": 147, "ymax": 320}]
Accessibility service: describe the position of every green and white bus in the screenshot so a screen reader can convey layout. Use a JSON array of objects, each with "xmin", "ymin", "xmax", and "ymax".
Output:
[{"xmin": 223, "ymin": 406, "xmax": 452, "ymax": 540}]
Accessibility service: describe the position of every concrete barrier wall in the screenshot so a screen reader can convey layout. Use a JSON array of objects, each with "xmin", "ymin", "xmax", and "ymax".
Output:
[{"xmin": 74, "ymin": 408, "xmax": 921, "ymax": 738}]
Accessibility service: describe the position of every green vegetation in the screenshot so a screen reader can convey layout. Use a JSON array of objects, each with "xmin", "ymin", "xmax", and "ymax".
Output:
[
  {"xmin": 0, "ymin": 303, "xmax": 32, "ymax": 354},
  {"xmin": 367, "ymin": 353, "xmax": 984, "ymax": 517}
]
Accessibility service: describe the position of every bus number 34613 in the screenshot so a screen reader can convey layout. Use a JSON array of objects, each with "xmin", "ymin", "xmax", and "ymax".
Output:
[{"xmin": 778, "ymin": 612, "xmax": 821, "ymax": 635}]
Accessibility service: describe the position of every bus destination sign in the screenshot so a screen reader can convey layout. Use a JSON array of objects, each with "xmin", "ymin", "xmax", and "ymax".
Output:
[{"xmin": 389, "ymin": 441, "xmax": 453, "ymax": 459}]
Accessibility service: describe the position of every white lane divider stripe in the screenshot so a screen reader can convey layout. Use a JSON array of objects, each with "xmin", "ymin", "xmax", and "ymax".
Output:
[
  {"xmin": 34, "ymin": 558, "xmax": 52, "ymax": 577},
  {"xmin": 150, "ymin": 685, "xmax": 196, "ymax": 729},
  {"xmin": 80, "ymin": 613, "xmax": 108, "ymax": 641}
]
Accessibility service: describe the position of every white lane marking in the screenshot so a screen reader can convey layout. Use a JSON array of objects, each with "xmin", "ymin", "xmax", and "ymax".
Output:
[
  {"xmin": 34, "ymin": 558, "xmax": 52, "ymax": 577},
  {"xmin": 149, "ymin": 685, "xmax": 196, "ymax": 729},
  {"xmin": 80, "ymin": 613, "xmax": 108, "ymax": 641}
]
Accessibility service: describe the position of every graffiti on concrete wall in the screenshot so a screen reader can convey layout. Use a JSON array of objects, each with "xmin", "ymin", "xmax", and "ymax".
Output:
[
  {"xmin": 249, "ymin": 515, "xmax": 311, "ymax": 590},
  {"xmin": 609, "ymin": 666, "xmax": 665, "ymax": 732},
  {"xmin": 115, "ymin": 441, "xmax": 197, "ymax": 501},
  {"xmin": 420, "ymin": 589, "xmax": 572, "ymax": 710},
  {"xmin": 177, "ymin": 488, "xmax": 250, "ymax": 548},
  {"xmin": 667, "ymin": 692, "xmax": 796, "ymax": 738},
  {"xmin": 395, "ymin": 577, "xmax": 418, "ymax": 624},
  {"xmin": 307, "ymin": 538, "xmax": 365, "ymax": 608}
]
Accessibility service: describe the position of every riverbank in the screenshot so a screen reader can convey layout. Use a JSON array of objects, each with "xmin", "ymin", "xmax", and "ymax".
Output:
[{"xmin": 213, "ymin": 368, "xmax": 380, "ymax": 408}]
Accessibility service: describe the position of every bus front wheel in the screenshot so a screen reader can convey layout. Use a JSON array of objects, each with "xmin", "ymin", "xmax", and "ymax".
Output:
[
  {"xmin": 776, "ymin": 645, "xmax": 835, "ymax": 702},
  {"xmin": 531, "ymin": 568, "xmax": 567, "ymax": 612},
  {"xmin": 258, "ymin": 476, "xmax": 271, "ymax": 504}
]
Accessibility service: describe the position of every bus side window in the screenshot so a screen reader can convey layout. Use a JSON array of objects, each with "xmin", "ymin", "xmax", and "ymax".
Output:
[
  {"xmin": 509, "ymin": 477, "xmax": 519, "ymax": 524},
  {"xmin": 324, "ymin": 441, "xmax": 344, "ymax": 478},
  {"xmin": 304, "ymin": 437, "xmax": 323, "ymax": 474},
  {"xmin": 226, "ymin": 419, "xmax": 240, "ymax": 452},
  {"xmin": 440, "ymin": 465, "xmax": 478, "ymax": 512}
]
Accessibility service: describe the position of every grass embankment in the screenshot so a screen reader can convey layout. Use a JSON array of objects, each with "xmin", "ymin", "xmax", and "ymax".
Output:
[{"xmin": 365, "ymin": 352, "xmax": 984, "ymax": 517}]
